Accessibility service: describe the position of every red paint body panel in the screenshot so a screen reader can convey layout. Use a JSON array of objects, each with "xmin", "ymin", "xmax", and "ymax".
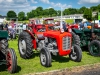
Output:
[
  {"xmin": 44, "ymin": 30, "xmax": 72, "ymax": 56},
  {"xmin": 24, "ymin": 30, "xmax": 37, "ymax": 49},
  {"xmin": 27, "ymin": 23, "xmax": 45, "ymax": 49},
  {"xmin": 32, "ymin": 39, "xmax": 37, "ymax": 49}
]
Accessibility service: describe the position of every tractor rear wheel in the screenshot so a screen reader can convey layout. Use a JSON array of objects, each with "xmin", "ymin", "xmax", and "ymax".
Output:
[
  {"xmin": 6, "ymin": 48, "xmax": 17, "ymax": 73},
  {"xmin": 18, "ymin": 31, "xmax": 33, "ymax": 59},
  {"xmin": 40, "ymin": 48, "xmax": 51, "ymax": 67},
  {"xmin": 72, "ymin": 32, "xmax": 80, "ymax": 46},
  {"xmin": 69, "ymin": 45, "xmax": 82, "ymax": 62},
  {"xmin": 89, "ymin": 40, "xmax": 100, "ymax": 56}
]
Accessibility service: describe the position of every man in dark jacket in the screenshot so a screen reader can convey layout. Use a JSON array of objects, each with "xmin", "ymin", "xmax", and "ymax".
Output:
[{"xmin": 62, "ymin": 21, "xmax": 67, "ymax": 31}]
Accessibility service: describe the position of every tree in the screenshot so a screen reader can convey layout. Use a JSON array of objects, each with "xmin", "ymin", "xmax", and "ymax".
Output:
[
  {"xmin": 90, "ymin": 6, "xmax": 97, "ymax": 11},
  {"xmin": 57, "ymin": 10, "xmax": 61, "ymax": 16},
  {"xmin": 97, "ymin": 4, "xmax": 100, "ymax": 12},
  {"xmin": 49, "ymin": 8, "xmax": 57, "ymax": 17},
  {"xmin": 43, "ymin": 9, "xmax": 49, "ymax": 17},
  {"xmin": 79, "ymin": 6, "xmax": 87, "ymax": 14},
  {"xmin": 27, "ymin": 12, "xmax": 33, "ymax": 19},
  {"xmin": 31, "ymin": 10, "xmax": 38, "ymax": 17},
  {"xmin": 36, "ymin": 7, "xmax": 43, "ymax": 17},
  {"xmin": 7, "ymin": 10, "xmax": 17, "ymax": 20},
  {"xmin": 63, "ymin": 9, "xmax": 70, "ymax": 15},
  {"xmin": 66, "ymin": 8, "xmax": 78, "ymax": 15},
  {"xmin": 83, "ymin": 8, "xmax": 92, "ymax": 21},
  {"xmin": 18, "ymin": 11, "xmax": 25, "ymax": 21}
]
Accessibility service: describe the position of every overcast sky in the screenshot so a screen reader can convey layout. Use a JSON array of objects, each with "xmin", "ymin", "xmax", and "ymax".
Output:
[{"xmin": 0, "ymin": 0, "xmax": 100, "ymax": 16}]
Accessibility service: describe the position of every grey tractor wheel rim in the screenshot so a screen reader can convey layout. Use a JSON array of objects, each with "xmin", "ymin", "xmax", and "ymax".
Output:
[
  {"xmin": 40, "ymin": 52, "xmax": 46, "ymax": 65},
  {"xmin": 70, "ymin": 52, "xmax": 77, "ymax": 60},
  {"xmin": 19, "ymin": 40, "xmax": 26, "ymax": 55}
]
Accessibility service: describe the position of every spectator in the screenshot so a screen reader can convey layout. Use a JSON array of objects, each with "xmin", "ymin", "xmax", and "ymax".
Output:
[
  {"xmin": 4, "ymin": 22, "xmax": 8, "ymax": 31},
  {"xmin": 79, "ymin": 21, "xmax": 84, "ymax": 30},
  {"xmin": 62, "ymin": 21, "xmax": 67, "ymax": 31},
  {"xmin": 84, "ymin": 22, "xmax": 88, "ymax": 29},
  {"xmin": 8, "ymin": 24, "xmax": 14, "ymax": 40}
]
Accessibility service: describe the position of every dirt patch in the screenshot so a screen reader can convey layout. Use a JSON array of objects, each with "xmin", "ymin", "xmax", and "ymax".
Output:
[{"xmin": 25, "ymin": 63, "xmax": 100, "ymax": 75}]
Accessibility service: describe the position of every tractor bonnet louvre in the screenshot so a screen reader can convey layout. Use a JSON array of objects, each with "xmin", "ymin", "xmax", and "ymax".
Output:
[{"xmin": 62, "ymin": 36, "xmax": 71, "ymax": 50}]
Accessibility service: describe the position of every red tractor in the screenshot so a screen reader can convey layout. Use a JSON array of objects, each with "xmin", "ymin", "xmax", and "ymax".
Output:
[
  {"xmin": 18, "ymin": 19, "xmax": 46, "ymax": 59},
  {"xmin": 43, "ymin": 18, "xmax": 55, "ymax": 31},
  {"xmin": 18, "ymin": 18, "xmax": 82, "ymax": 67}
]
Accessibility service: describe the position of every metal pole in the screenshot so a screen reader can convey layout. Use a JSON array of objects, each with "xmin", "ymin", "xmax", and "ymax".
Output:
[{"xmin": 60, "ymin": 7, "xmax": 63, "ymax": 31}]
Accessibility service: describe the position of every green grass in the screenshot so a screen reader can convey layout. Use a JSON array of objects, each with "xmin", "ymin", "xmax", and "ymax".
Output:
[
  {"xmin": 65, "ymin": 19, "xmax": 74, "ymax": 24},
  {"xmin": 0, "ymin": 39, "xmax": 100, "ymax": 75}
]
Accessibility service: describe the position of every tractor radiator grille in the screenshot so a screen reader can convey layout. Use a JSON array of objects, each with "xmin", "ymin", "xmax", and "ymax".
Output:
[{"xmin": 62, "ymin": 36, "xmax": 71, "ymax": 50}]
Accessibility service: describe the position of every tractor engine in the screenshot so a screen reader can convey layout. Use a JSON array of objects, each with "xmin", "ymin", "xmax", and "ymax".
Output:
[
  {"xmin": 45, "ymin": 38, "xmax": 58, "ymax": 55},
  {"xmin": 37, "ymin": 28, "xmax": 45, "ymax": 32}
]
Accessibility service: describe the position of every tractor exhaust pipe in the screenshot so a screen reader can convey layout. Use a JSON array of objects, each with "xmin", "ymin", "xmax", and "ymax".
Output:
[
  {"xmin": 91, "ymin": 19, "xmax": 95, "ymax": 33},
  {"xmin": 91, "ymin": 18, "xmax": 95, "ymax": 39},
  {"xmin": 60, "ymin": 7, "xmax": 64, "ymax": 33}
]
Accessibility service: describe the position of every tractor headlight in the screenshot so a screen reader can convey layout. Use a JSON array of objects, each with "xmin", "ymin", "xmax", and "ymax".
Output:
[{"xmin": 61, "ymin": 28, "xmax": 64, "ymax": 33}]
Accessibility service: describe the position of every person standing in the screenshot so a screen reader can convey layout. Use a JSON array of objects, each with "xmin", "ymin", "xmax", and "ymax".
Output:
[
  {"xmin": 83, "ymin": 22, "xmax": 88, "ymax": 29},
  {"xmin": 4, "ymin": 22, "xmax": 8, "ymax": 31},
  {"xmin": 8, "ymin": 24, "xmax": 14, "ymax": 40}
]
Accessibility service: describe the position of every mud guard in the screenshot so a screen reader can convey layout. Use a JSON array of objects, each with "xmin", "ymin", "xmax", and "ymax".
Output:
[{"xmin": 72, "ymin": 29, "xmax": 83, "ymax": 34}]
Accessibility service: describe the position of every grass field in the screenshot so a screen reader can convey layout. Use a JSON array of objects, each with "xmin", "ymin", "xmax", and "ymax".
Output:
[
  {"xmin": 65, "ymin": 19, "xmax": 74, "ymax": 24},
  {"xmin": 0, "ymin": 39, "xmax": 100, "ymax": 75}
]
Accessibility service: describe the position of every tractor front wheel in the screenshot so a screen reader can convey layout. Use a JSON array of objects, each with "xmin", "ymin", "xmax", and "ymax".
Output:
[
  {"xmin": 1, "ymin": 39, "xmax": 8, "ymax": 55},
  {"xmin": 40, "ymin": 48, "xmax": 51, "ymax": 67},
  {"xmin": 69, "ymin": 45, "xmax": 82, "ymax": 62},
  {"xmin": 89, "ymin": 40, "xmax": 100, "ymax": 56},
  {"xmin": 18, "ymin": 31, "xmax": 33, "ymax": 59},
  {"xmin": 6, "ymin": 48, "xmax": 17, "ymax": 73},
  {"xmin": 72, "ymin": 31, "xmax": 80, "ymax": 46}
]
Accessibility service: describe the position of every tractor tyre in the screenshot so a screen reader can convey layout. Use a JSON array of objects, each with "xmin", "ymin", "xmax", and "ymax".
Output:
[
  {"xmin": 0, "ymin": 39, "xmax": 8, "ymax": 55},
  {"xmin": 40, "ymin": 48, "xmax": 51, "ymax": 67},
  {"xmin": 69, "ymin": 45, "xmax": 82, "ymax": 62},
  {"xmin": 6, "ymin": 48, "xmax": 17, "ymax": 73},
  {"xmin": 89, "ymin": 40, "xmax": 100, "ymax": 56},
  {"xmin": 18, "ymin": 31, "xmax": 33, "ymax": 59},
  {"xmin": 72, "ymin": 31, "xmax": 80, "ymax": 46}
]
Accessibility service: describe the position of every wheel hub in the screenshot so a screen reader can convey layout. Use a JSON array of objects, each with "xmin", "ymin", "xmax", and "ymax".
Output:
[
  {"xmin": 92, "ymin": 45, "xmax": 99, "ymax": 53},
  {"xmin": 19, "ymin": 39, "xmax": 26, "ymax": 55},
  {"xmin": 41, "ymin": 53, "xmax": 46, "ymax": 65}
]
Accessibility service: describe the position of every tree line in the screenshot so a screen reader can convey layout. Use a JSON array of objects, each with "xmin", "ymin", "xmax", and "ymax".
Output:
[{"xmin": 6, "ymin": 4, "xmax": 100, "ymax": 21}]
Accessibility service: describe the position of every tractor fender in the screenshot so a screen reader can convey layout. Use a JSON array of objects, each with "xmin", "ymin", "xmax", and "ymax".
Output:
[
  {"xmin": 23, "ymin": 30, "xmax": 37, "ymax": 49},
  {"xmin": 72, "ymin": 29, "xmax": 83, "ymax": 34},
  {"xmin": 23, "ymin": 30, "xmax": 35, "ymax": 39}
]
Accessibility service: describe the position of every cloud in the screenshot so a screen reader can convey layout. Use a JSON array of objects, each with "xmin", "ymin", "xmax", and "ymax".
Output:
[
  {"xmin": 51, "ymin": 3, "xmax": 72, "ymax": 8},
  {"xmin": 0, "ymin": 0, "xmax": 37, "ymax": 15},
  {"xmin": 40, "ymin": 0, "xmax": 72, "ymax": 9},
  {"xmin": 78, "ymin": 0, "xmax": 100, "ymax": 4},
  {"xmin": 40, "ymin": 0, "xmax": 50, "ymax": 4},
  {"xmin": 31, "ymin": 0, "xmax": 38, "ymax": 3}
]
